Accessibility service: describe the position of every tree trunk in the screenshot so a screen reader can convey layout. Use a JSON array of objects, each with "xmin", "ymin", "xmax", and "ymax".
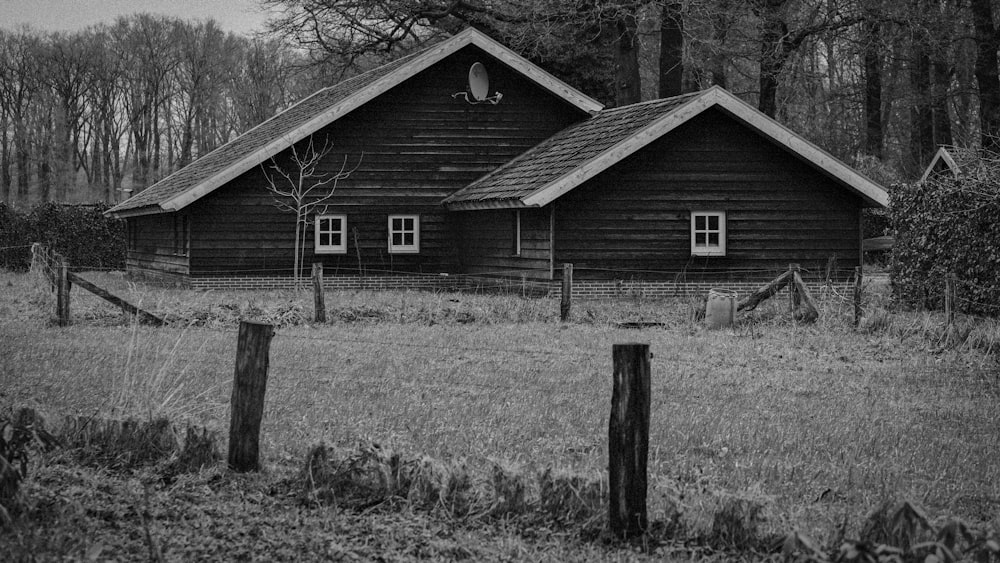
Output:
[
  {"xmin": 706, "ymin": 1, "xmax": 732, "ymax": 89},
  {"xmin": 971, "ymin": 0, "xmax": 1000, "ymax": 154},
  {"xmin": 659, "ymin": 2, "xmax": 684, "ymax": 98},
  {"xmin": 909, "ymin": 38, "xmax": 934, "ymax": 171},
  {"xmin": 1, "ymin": 113, "xmax": 10, "ymax": 203},
  {"xmin": 614, "ymin": 12, "xmax": 642, "ymax": 106},
  {"xmin": 15, "ymin": 116, "xmax": 30, "ymax": 199},
  {"xmin": 37, "ymin": 109, "xmax": 53, "ymax": 202},
  {"xmin": 757, "ymin": 6, "xmax": 789, "ymax": 118},
  {"xmin": 863, "ymin": 17, "xmax": 883, "ymax": 159},
  {"xmin": 931, "ymin": 57, "xmax": 953, "ymax": 147}
]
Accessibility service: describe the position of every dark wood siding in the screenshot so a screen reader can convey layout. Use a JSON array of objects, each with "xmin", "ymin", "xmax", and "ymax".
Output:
[
  {"xmin": 183, "ymin": 45, "xmax": 586, "ymax": 277},
  {"xmin": 126, "ymin": 214, "xmax": 189, "ymax": 277},
  {"xmin": 549, "ymin": 108, "xmax": 864, "ymax": 281},
  {"xmin": 455, "ymin": 208, "xmax": 551, "ymax": 280}
]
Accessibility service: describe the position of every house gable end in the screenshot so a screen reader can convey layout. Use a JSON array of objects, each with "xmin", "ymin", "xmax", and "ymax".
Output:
[
  {"xmin": 519, "ymin": 88, "xmax": 887, "ymax": 209},
  {"xmin": 107, "ymin": 28, "xmax": 602, "ymax": 218},
  {"xmin": 179, "ymin": 44, "xmax": 588, "ymax": 278}
]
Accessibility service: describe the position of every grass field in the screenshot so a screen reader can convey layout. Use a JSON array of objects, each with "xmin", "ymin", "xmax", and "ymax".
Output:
[{"xmin": 1, "ymin": 269, "xmax": 998, "ymax": 560}]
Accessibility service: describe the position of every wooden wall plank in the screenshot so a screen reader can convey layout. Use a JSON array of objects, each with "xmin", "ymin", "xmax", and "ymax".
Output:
[{"xmin": 174, "ymin": 45, "xmax": 585, "ymax": 277}]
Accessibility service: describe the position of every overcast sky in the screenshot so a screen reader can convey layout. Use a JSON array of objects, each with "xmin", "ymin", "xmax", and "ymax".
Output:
[{"xmin": 0, "ymin": 0, "xmax": 273, "ymax": 34}]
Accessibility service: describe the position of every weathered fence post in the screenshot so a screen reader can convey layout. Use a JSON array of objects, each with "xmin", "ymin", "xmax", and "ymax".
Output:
[
  {"xmin": 609, "ymin": 343, "xmax": 650, "ymax": 539},
  {"xmin": 853, "ymin": 266, "xmax": 863, "ymax": 327},
  {"xmin": 29, "ymin": 242, "xmax": 42, "ymax": 274},
  {"xmin": 945, "ymin": 272, "xmax": 957, "ymax": 325},
  {"xmin": 312, "ymin": 262, "xmax": 326, "ymax": 323},
  {"xmin": 560, "ymin": 263, "xmax": 573, "ymax": 322},
  {"xmin": 55, "ymin": 254, "xmax": 71, "ymax": 327},
  {"xmin": 788, "ymin": 263, "xmax": 800, "ymax": 311},
  {"xmin": 228, "ymin": 321, "xmax": 274, "ymax": 472}
]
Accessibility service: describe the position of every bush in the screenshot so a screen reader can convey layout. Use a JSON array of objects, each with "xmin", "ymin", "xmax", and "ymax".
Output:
[
  {"xmin": 0, "ymin": 202, "xmax": 125, "ymax": 271},
  {"xmin": 890, "ymin": 170, "xmax": 1000, "ymax": 316}
]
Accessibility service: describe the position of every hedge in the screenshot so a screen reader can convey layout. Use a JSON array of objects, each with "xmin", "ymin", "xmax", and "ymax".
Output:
[
  {"xmin": 0, "ymin": 202, "xmax": 126, "ymax": 272},
  {"xmin": 889, "ymin": 173, "xmax": 1000, "ymax": 316}
]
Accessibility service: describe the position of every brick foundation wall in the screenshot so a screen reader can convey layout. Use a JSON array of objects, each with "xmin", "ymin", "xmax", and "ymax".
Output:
[
  {"xmin": 188, "ymin": 274, "xmax": 462, "ymax": 292},
  {"xmin": 181, "ymin": 273, "xmax": 852, "ymax": 299},
  {"xmin": 560, "ymin": 280, "xmax": 853, "ymax": 299}
]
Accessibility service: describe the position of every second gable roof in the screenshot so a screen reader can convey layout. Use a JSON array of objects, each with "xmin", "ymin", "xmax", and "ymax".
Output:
[
  {"xmin": 107, "ymin": 28, "xmax": 603, "ymax": 217},
  {"xmin": 444, "ymin": 86, "xmax": 889, "ymax": 209}
]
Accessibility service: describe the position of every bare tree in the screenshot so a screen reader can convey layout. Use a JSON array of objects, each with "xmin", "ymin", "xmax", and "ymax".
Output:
[
  {"xmin": 261, "ymin": 138, "xmax": 358, "ymax": 286},
  {"xmin": 971, "ymin": 0, "xmax": 1000, "ymax": 154}
]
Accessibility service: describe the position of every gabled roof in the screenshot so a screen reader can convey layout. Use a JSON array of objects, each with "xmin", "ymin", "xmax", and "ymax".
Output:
[
  {"xmin": 918, "ymin": 146, "xmax": 988, "ymax": 183},
  {"xmin": 444, "ymin": 86, "xmax": 889, "ymax": 210},
  {"xmin": 107, "ymin": 28, "xmax": 603, "ymax": 218},
  {"xmin": 920, "ymin": 147, "xmax": 961, "ymax": 183}
]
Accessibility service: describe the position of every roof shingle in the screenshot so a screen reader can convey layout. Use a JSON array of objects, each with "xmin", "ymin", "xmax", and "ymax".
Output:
[
  {"xmin": 110, "ymin": 51, "xmax": 423, "ymax": 213},
  {"xmin": 443, "ymin": 92, "xmax": 702, "ymax": 206}
]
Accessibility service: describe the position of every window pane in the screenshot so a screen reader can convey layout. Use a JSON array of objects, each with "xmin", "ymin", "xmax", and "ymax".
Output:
[
  {"xmin": 402, "ymin": 218, "xmax": 414, "ymax": 231},
  {"xmin": 695, "ymin": 215, "xmax": 706, "ymax": 230},
  {"xmin": 708, "ymin": 215, "xmax": 719, "ymax": 230},
  {"xmin": 708, "ymin": 233, "xmax": 719, "ymax": 246},
  {"xmin": 392, "ymin": 218, "xmax": 403, "ymax": 231},
  {"xmin": 330, "ymin": 218, "xmax": 341, "ymax": 232},
  {"xmin": 392, "ymin": 233, "xmax": 403, "ymax": 246},
  {"xmin": 320, "ymin": 233, "xmax": 331, "ymax": 246},
  {"xmin": 331, "ymin": 232, "xmax": 341, "ymax": 246},
  {"xmin": 695, "ymin": 233, "xmax": 706, "ymax": 246},
  {"xmin": 403, "ymin": 233, "xmax": 414, "ymax": 245}
]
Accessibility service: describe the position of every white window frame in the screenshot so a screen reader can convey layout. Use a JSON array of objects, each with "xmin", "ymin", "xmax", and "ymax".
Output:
[
  {"xmin": 315, "ymin": 214, "xmax": 347, "ymax": 254},
  {"xmin": 388, "ymin": 214, "xmax": 420, "ymax": 254},
  {"xmin": 691, "ymin": 211, "xmax": 726, "ymax": 256}
]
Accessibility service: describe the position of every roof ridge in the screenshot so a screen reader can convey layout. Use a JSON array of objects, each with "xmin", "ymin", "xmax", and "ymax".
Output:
[
  {"xmin": 108, "ymin": 27, "xmax": 604, "ymax": 216},
  {"xmin": 596, "ymin": 90, "xmax": 705, "ymax": 114}
]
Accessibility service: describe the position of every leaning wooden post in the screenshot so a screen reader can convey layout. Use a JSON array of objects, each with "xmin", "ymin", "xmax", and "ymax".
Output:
[
  {"xmin": 29, "ymin": 242, "xmax": 42, "ymax": 274},
  {"xmin": 609, "ymin": 343, "xmax": 650, "ymax": 539},
  {"xmin": 853, "ymin": 266, "xmax": 863, "ymax": 327},
  {"xmin": 787, "ymin": 264, "xmax": 796, "ymax": 311},
  {"xmin": 560, "ymin": 263, "xmax": 573, "ymax": 322},
  {"xmin": 228, "ymin": 321, "xmax": 274, "ymax": 472},
  {"xmin": 55, "ymin": 254, "xmax": 71, "ymax": 327},
  {"xmin": 312, "ymin": 262, "xmax": 326, "ymax": 323},
  {"xmin": 945, "ymin": 272, "xmax": 956, "ymax": 325}
]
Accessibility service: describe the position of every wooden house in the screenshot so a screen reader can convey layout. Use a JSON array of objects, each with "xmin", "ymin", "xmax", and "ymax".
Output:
[{"xmin": 107, "ymin": 28, "xmax": 888, "ymax": 294}]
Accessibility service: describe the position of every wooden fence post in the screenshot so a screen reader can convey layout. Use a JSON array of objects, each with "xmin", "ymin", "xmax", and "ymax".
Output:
[
  {"xmin": 945, "ymin": 272, "xmax": 956, "ymax": 325},
  {"xmin": 29, "ymin": 242, "xmax": 41, "ymax": 274},
  {"xmin": 609, "ymin": 343, "xmax": 650, "ymax": 539},
  {"xmin": 787, "ymin": 263, "xmax": 800, "ymax": 311},
  {"xmin": 853, "ymin": 266, "xmax": 863, "ymax": 327},
  {"xmin": 229, "ymin": 321, "xmax": 274, "ymax": 472},
  {"xmin": 312, "ymin": 262, "xmax": 326, "ymax": 323},
  {"xmin": 55, "ymin": 254, "xmax": 71, "ymax": 327},
  {"xmin": 560, "ymin": 263, "xmax": 573, "ymax": 322}
]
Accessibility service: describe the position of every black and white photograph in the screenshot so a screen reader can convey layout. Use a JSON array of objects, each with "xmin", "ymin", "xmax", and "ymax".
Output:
[{"xmin": 1, "ymin": 0, "xmax": 998, "ymax": 560}]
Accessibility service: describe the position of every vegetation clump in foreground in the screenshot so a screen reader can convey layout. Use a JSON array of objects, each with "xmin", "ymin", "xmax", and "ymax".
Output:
[{"xmin": 3, "ymin": 423, "xmax": 999, "ymax": 561}]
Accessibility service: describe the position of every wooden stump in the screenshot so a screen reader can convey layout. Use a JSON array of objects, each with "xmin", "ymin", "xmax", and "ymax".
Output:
[
  {"xmin": 312, "ymin": 263, "xmax": 326, "ymax": 323},
  {"xmin": 853, "ymin": 266, "xmax": 863, "ymax": 327},
  {"xmin": 56, "ymin": 255, "xmax": 71, "ymax": 327},
  {"xmin": 609, "ymin": 343, "xmax": 650, "ymax": 539},
  {"xmin": 560, "ymin": 263, "xmax": 573, "ymax": 322},
  {"xmin": 228, "ymin": 321, "xmax": 274, "ymax": 472}
]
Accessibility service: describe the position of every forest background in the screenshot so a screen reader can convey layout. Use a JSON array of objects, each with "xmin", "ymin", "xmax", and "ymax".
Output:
[{"xmin": 1, "ymin": 0, "xmax": 998, "ymax": 207}]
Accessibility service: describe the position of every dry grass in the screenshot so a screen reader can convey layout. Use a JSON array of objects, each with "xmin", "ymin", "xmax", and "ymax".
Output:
[{"xmin": 2, "ymin": 269, "xmax": 999, "ymax": 553}]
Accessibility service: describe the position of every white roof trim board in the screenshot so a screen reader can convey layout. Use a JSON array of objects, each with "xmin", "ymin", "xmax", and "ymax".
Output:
[
  {"xmin": 522, "ymin": 86, "xmax": 888, "ymax": 208},
  {"xmin": 118, "ymin": 28, "xmax": 603, "ymax": 216},
  {"xmin": 919, "ymin": 147, "xmax": 961, "ymax": 183}
]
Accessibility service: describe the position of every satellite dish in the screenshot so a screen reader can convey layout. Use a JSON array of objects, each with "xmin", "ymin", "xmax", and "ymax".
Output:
[{"xmin": 468, "ymin": 62, "xmax": 490, "ymax": 102}]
